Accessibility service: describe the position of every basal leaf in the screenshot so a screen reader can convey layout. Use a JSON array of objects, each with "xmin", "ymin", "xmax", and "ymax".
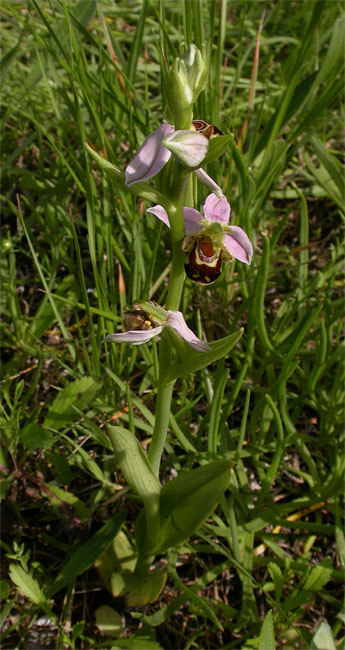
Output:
[
  {"xmin": 47, "ymin": 511, "xmax": 126, "ymax": 597},
  {"xmin": 155, "ymin": 460, "xmax": 233, "ymax": 552}
]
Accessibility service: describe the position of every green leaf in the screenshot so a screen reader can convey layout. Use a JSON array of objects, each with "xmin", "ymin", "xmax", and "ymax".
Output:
[
  {"xmin": 0, "ymin": 580, "xmax": 10, "ymax": 601},
  {"xmin": 309, "ymin": 135, "xmax": 344, "ymax": 200},
  {"xmin": 95, "ymin": 530, "xmax": 137, "ymax": 594},
  {"xmin": 168, "ymin": 567, "xmax": 223, "ymax": 631},
  {"xmin": 268, "ymin": 562, "xmax": 283, "ymax": 605},
  {"xmin": 47, "ymin": 511, "xmax": 126, "ymax": 597},
  {"xmin": 112, "ymin": 633, "xmax": 163, "ymax": 649},
  {"xmin": 303, "ymin": 558, "xmax": 333, "ymax": 591},
  {"xmin": 311, "ymin": 14, "xmax": 345, "ymax": 88},
  {"xmin": 258, "ymin": 610, "xmax": 275, "ymax": 650},
  {"xmin": 148, "ymin": 460, "xmax": 232, "ymax": 553},
  {"xmin": 110, "ymin": 569, "xmax": 167, "ymax": 606},
  {"xmin": 163, "ymin": 329, "xmax": 243, "ymax": 384},
  {"xmin": 201, "ymin": 134, "xmax": 233, "ymax": 165},
  {"xmin": 107, "ymin": 426, "xmax": 161, "ymax": 506},
  {"xmin": 95, "ymin": 605, "xmax": 122, "ymax": 637},
  {"xmin": 45, "ymin": 483, "xmax": 89, "ymax": 521},
  {"xmin": 43, "ymin": 377, "xmax": 101, "ymax": 430},
  {"xmin": 310, "ymin": 621, "xmax": 336, "ymax": 650},
  {"xmin": 21, "ymin": 424, "xmax": 54, "ymax": 451},
  {"xmin": 9, "ymin": 564, "xmax": 47, "ymax": 606}
]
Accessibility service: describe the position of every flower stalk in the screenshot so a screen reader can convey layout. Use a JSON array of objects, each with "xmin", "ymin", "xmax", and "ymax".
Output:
[{"xmin": 148, "ymin": 159, "xmax": 188, "ymax": 475}]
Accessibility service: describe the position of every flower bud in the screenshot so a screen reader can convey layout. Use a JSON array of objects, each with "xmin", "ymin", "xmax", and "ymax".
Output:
[
  {"xmin": 166, "ymin": 45, "xmax": 207, "ymax": 128},
  {"xmin": 163, "ymin": 130, "xmax": 208, "ymax": 168},
  {"xmin": 182, "ymin": 44, "xmax": 207, "ymax": 102},
  {"xmin": 166, "ymin": 59, "xmax": 194, "ymax": 128}
]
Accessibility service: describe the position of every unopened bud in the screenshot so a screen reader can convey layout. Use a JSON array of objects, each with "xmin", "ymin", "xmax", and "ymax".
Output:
[
  {"xmin": 166, "ymin": 44, "xmax": 207, "ymax": 129},
  {"xmin": 182, "ymin": 44, "xmax": 207, "ymax": 102}
]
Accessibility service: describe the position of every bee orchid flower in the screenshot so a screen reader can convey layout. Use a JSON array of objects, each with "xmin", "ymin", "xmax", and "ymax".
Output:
[
  {"xmin": 147, "ymin": 193, "xmax": 253, "ymax": 285},
  {"xmin": 105, "ymin": 302, "xmax": 210, "ymax": 352},
  {"xmin": 125, "ymin": 123, "xmax": 223, "ymax": 197}
]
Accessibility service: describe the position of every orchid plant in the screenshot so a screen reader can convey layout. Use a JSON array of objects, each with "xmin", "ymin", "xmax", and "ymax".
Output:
[{"xmin": 86, "ymin": 45, "xmax": 253, "ymax": 607}]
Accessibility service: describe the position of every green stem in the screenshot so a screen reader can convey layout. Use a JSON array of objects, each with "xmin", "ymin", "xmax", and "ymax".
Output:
[
  {"xmin": 148, "ymin": 162, "xmax": 188, "ymax": 475},
  {"xmin": 148, "ymin": 377, "xmax": 174, "ymax": 475}
]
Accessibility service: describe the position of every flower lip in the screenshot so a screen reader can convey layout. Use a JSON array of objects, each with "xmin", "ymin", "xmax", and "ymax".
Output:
[
  {"xmin": 192, "ymin": 119, "xmax": 223, "ymax": 139},
  {"xmin": 123, "ymin": 309, "xmax": 156, "ymax": 332},
  {"xmin": 185, "ymin": 238, "xmax": 222, "ymax": 286}
]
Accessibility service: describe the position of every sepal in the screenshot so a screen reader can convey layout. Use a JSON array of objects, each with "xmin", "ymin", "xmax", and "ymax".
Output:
[{"xmin": 163, "ymin": 130, "xmax": 208, "ymax": 168}]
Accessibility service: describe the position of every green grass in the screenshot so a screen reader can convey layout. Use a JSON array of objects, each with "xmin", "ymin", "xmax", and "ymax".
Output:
[{"xmin": 1, "ymin": 1, "xmax": 344, "ymax": 648}]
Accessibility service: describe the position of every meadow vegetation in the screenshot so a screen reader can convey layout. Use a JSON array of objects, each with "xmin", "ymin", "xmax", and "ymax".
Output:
[{"xmin": 1, "ymin": 0, "xmax": 344, "ymax": 648}]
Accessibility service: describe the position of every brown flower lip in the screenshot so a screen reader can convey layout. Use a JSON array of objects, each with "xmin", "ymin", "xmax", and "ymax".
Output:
[
  {"xmin": 192, "ymin": 119, "xmax": 223, "ymax": 139},
  {"xmin": 185, "ymin": 237, "xmax": 222, "ymax": 285},
  {"xmin": 123, "ymin": 310, "xmax": 154, "ymax": 331}
]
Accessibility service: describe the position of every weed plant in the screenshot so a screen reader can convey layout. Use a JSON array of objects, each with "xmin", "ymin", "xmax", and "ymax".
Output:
[{"xmin": 1, "ymin": 1, "xmax": 344, "ymax": 648}]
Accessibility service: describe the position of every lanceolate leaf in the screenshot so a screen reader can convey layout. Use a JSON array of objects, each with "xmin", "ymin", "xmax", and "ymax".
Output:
[
  {"xmin": 164, "ymin": 329, "xmax": 243, "ymax": 384},
  {"xmin": 47, "ymin": 511, "xmax": 126, "ymax": 597},
  {"xmin": 154, "ymin": 460, "xmax": 233, "ymax": 553},
  {"xmin": 107, "ymin": 426, "xmax": 161, "ymax": 506},
  {"xmin": 258, "ymin": 610, "xmax": 275, "ymax": 650}
]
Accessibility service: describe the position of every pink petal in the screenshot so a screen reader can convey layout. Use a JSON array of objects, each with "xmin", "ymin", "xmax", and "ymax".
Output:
[
  {"xmin": 183, "ymin": 207, "xmax": 202, "ymax": 235},
  {"xmin": 224, "ymin": 227, "xmax": 253, "ymax": 264},
  {"xmin": 105, "ymin": 327, "xmax": 163, "ymax": 345},
  {"xmin": 166, "ymin": 311, "xmax": 210, "ymax": 352},
  {"xmin": 193, "ymin": 169, "xmax": 224, "ymax": 198},
  {"xmin": 146, "ymin": 204, "xmax": 170, "ymax": 227},
  {"xmin": 203, "ymin": 193, "xmax": 230, "ymax": 223},
  {"xmin": 125, "ymin": 124, "xmax": 174, "ymax": 186}
]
